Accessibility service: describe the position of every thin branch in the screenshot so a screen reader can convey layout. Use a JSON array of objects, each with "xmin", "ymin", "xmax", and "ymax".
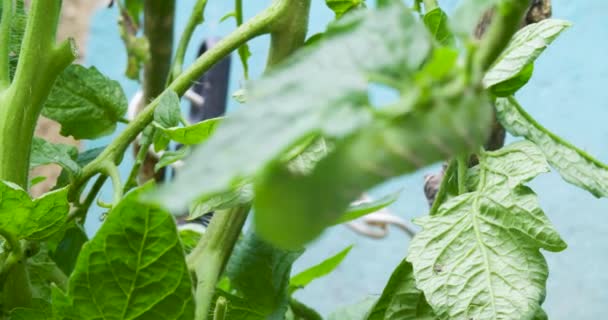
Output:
[{"xmin": 168, "ymin": 0, "xmax": 208, "ymax": 83}]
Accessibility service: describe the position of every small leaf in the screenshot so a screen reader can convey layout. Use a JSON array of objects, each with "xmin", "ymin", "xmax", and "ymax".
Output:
[
  {"xmin": 30, "ymin": 137, "xmax": 80, "ymax": 179},
  {"xmin": 490, "ymin": 62, "xmax": 534, "ymax": 97},
  {"xmin": 408, "ymin": 141, "xmax": 566, "ymax": 320},
  {"xmin": 0, "ymin": 182, "xmax": 69, "ymax": 240},
  {"xmin": 289, "ymin": 245, "xmax": 352, "ymax": 293},
  {"xmin": 154, "ymin": 90, "xmax": 182, "ymax": 129},
  {"xmin": 484, "ymin": 19, "xmax": 571, "ymax": 88},
  {"xmin": 159, "ymin": 117, "xmax": 222, "ymax": 145},
  {"xmin": 226, "ymin": 231, "xmax": 302, "ymax": 319},
  {"xmin": 333, "ymin": 191, "xmax": 400, "ymax": 225},
  {"xmin": 42, "ymin": 64, "xmax": 128, "ymax": 139},
  {"xmin": 496, "ymin": 97, "xmax": 608, "ymax": 198},
  {"xmin": 366, "ymin": 260, "xmax": 435, "ymax": 320},
  {"xmin": 326, "ymin": 0, "xmax": 364, "ymax": 18},
  {"xmin": 155, "ymin": 147, "xmax": 191, "ymax": 172},
  {"xmin": 52, "ymin": 185, "xmax": 195, "ymax": 319},
  {"xmin": 423, "ymin": 8, "xmax": 454, "ymax": 46}
]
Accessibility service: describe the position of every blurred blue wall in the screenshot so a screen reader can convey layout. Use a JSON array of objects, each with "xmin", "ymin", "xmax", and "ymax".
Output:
[{"xmin": 84, "ymin": 1, "xmax": 608, "ymax": 318}]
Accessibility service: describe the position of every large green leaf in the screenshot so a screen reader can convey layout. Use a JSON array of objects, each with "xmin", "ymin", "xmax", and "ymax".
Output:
[
  {"xmin": 407, "ymin": 141, "xmax": 566, "ymax": 320},
  {"xmin": 30, "ymin": 137, "xmax": 80, "ymax": 180},
  {"xmin": 42, "ymin": 64, "xmax": 128, "ymax": 139},
  {"xmin": 484, "ymin": 19, "xmax": 571, "ymax": 89},
  {"xmin": 289, "ymin": 246, "xmax": 352, "ymax": 294},
  {"xmin": 254, "ymin": 88, "xmax": 492, "ymax": 248},
  {"xmin": 496, "ymin": 97, "xmax": 608, "ymax": 198},
  {"xmin": 155, "ymin": 4, "xmax": 433, "ymax": 211},
  {"xmin": 52, "ymin": 185, "xmax": 195, "ymax": 319},
  {"xmin": 366, "ymin": 260, "xmax": 435, "ymax": 320},
  {"xmin": 225, "ymin": 231, "xmax": 302, "ymax": 320},
  {"xmin": 0, "ymin": 182, "xmax": 68, "ymax": 240}
]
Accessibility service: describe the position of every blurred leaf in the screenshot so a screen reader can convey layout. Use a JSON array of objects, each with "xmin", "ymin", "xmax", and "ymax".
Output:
[
  {"xmin": 333, "ymin": 191, "xmax": 400, "ymax": 225},
  {"xmin": 408, "ymin": 141, "xmax": 566, "ymax": 320},
  {"xmin": 155, "ymin": 147, "xmax": 191, "ymax": 172},
  {"xmin": 225, "ymin": 231, "xmax": 302, "ymax": 319},
  {"xmin": 42, "ymin": 65, "xmax": 128, "ymax": 139},
  {"xmin": 52, "ymin": 185, "xmax": 195, "ymax": 319},
  {"xmin": 423, "ymin": 8, "xmax": 454, "ymax": 46},
  {"xmin": 366, "ymin": 260, "xmax": 435, "ymax": 320},
  {"xmin": 189, "ymin": 182, "xmax": 253, "ymax": 219},
  {"xmin": 123, "ymin": 0, "xmax": 144, "ymax": 26},
  {"xmin": 289, "ymin": 245, "xmax": 352, "ymax": 294},
  {"xmin": 451, "ymin": 0, "xmax": 499, "ymax": 35},
  {"xmin": 30, "ymin": 137, "xmax": 80, "ymax": 180},
  {"xmin": 497, "ymin": 97, "xmax": 608, "ymax": 198},
  {"xmin": 156, "ymin": 3, "xmax": 432, "ymax": 212},
  {"xmin": 484, "ymin": 19, "xmax": 571, "ymax": 88}
]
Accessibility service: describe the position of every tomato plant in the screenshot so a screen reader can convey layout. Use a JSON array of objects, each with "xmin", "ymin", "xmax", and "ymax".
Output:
[{"xmin": 0, "ymin": 0, "xmax": 598, "ymax": 319}]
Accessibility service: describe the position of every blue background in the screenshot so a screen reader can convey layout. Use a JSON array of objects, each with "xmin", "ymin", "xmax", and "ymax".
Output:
[{"xmin": 84, "ymin": 1, "xmax": 608, "ymax": 318}]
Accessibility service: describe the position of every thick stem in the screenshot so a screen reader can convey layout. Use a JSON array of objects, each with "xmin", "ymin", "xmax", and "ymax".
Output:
[
  {"xmin": 474, "ymin": 0, "xmax": 530, "ymax": 74},
  {"xmin": 0, "ymin": 0, "xmax": 76, "ymax": 187},
  {"xmin": 0, "ymin": 0, "xmax": 13, "ymax": 88},
  {"xmin": 169, "ymin": 0, "xmax": 208, "ymax": 82},
  {"xmin": 266, "ymin": 0, "xmax": 311, "ymax": 67},
  {"xmin": 189, "ymin": 206, "xmax": 249, "ymax": 320}
]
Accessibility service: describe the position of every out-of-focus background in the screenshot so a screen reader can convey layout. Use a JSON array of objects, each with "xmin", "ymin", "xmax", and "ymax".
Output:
[{"xmin": 44, "ymin": 1, "xmax": 608, "ymax": 319}]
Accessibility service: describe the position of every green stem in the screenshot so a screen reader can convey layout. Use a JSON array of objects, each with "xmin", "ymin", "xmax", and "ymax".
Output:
[
  {"xmin": 213, "ymin": 296, "xmax": 227, "ymax": 320},
  {"xmin": 266, "ymin": 0, "xmax": 311, "ymax": 67},
  {"xmin": 70, "ymin": 0, "xmax": 298, "ymax": 201},
  {"xmin": 457, "ymin": 154, "xmax": 468, "ymax": 194},
  {"xmin": 100, "ymin": 161, "xmax": 123, "ymax": 205},
  {"xmin": 0, "ymin": 0, "xmax": 13, "ymax": 88},
  {"xmin": 474, "ymin": 0, "xmax": 529, "ymax": 75},
  {"xmin": 124, "ymin": 127, "xmax": 153, "ymax": 193},
  {"xmin": 0, "ymin": 0, "xmax": 76, "ymax": 187},
  {"xmin": 143, "ymin": 0, "xmax": 175, "ymax": 102},
  {"xmin": 169, "ymin": 0, "xmax": 208, "ymax": 83},
  {"xmin": 0, "ymin": 231, "xmax": 31, "ymax": 311},
  {"xmin": 68, "ymin": 175, "xmax": 108, "ymax": 223},
  {"xmin": 189, "ymin": 206, "xmax": 249, "ymax": 320}
]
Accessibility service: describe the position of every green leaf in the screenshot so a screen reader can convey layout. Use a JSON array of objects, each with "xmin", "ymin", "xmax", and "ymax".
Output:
[
  {"xmin": 289, "ymin": 245, "xmax": 352, "ymax": 294},
  {"xmin": 533, "ymin": 308, "xmax": 548, "ymax": 320},
  {"xmin": 9, "ymin": 299, "xmax": 52, "ymax": 320},
  {"xmin": 48, "ymin": 222, "xmax": 88, "ymax": 275},
  {"xmin": 286, "ymin": 298, "xmax": 323, "ymax": 320},
  {"xmin": 210, "ymin": 289, "xmax": 266, "ymax": 320},
  {"xmin": 423, "ymin": 8, "xmax": 454, "ymax": 46},
  {"xmin": 451, "ymin": 0, "xmax": 499, "ymax": 35},
  {"xmin": 326, "ymin": 0, "xmax": 364, "ymax": 18},
  {"xmin": 366, "ymin": 260, "xmax": 435, "ymax": 320},
  {"xmin": 156, "ymin": 4, "xmax": 432, "ymax": 212},
  {"xmin": 178, "ymin": 228, "xmax": 203, "ymax": 255},
  {"xmin": 327, "ymin": 297, "xmax": 377, "ymax": 320},
  {"xmin": 333, "ymin": 191, "xmax": 400, "ymax": 225},
  {"xmin": 489, "ymin": 62, "xmax": 533, "ymax": 97},
  {"xmin": 496, "ymin": 96, "xmax": 608, "ymax": 198},
  {"xmin": 124, "ymin": 0, "xmax": 144, "ymax": 26},
  {"xmin": 52, "ymin": 185, "xmax": 195, "ymax": 319},
  {"xmin": 484, "ymin": 19, "xmax": 571, "ymax": 88},
  {"xmin": 407, "ymin": 141, "xmax": 566, "ymax": 320},
  {"xmin": 226, "ymin": 231, "xmax": 302, "ymax": 319},
  {"xmin": 154, "ymin": 90, "xmax": 182, "ymax": 129},
  {"xmin": 42, "ymin": 64, "xmax": 128, "ymax": 139},
  {"xmin": 30, "ymin": 137, "xmax": 80, "ymax": 179},
  {"xmin": 0, "ymin": 182, "xmax": 69, "ymax": 240},
  {"xmin": 155, "ymin": 147, "xmax": 191, "ymax": 172},
  {"xmin": 158, "ymin": 117, "xmax": 222, "ymax": 145}
]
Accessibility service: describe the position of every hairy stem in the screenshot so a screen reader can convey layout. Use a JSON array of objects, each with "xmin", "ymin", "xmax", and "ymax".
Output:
[
  {"xmin": 0, "ymin": 0, "xmax": 13, "ymax": 88},
  {"xmin": 169, "ymin": 0, "xmax": 208, "ymax": 82},
  {"xmin": 0, "ymin": 0, "xmax": 76, "ymax": 187},
  {"xmin": 190, "ymin": 206, "xmax": 249, "ymax": 320}
]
